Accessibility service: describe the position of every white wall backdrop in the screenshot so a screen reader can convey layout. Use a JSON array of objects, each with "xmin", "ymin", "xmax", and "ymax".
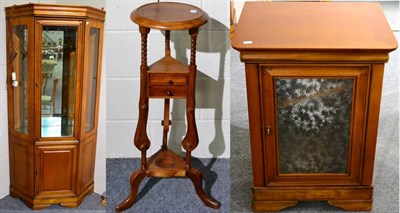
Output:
[
  {"xmin": 0, "ymin": 0, "xmax": 106, "ymax": 199},
  {"xmin": 106, "ymin": 0, "xmax": 231, "ymax": 158}
]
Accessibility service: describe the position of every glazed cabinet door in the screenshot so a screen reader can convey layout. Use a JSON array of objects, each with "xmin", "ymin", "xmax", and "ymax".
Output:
[
  {"xmin": 261, "ymin": 64, "xmax": 370, "ymax": 186},
  {"xmin": 35, "ymin": 19, "xmax": 84, "ymax": 140},
  {"xmin": 76, "ymin": 20, "xmax": 104, "ymax": 194},
  {"xmin": 6, "ymin": 17, "xmax": 35, "ymax": 197},
  {"xmin": 80, "ymin": 20, "xmax": 104, "ymax": 140},
  {"xmin": 35, "ymin": 144, "xmax": 77, "ymax": 197}
]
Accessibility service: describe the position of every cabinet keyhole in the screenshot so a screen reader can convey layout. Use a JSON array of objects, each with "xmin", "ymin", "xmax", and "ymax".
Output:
[{"xmin": 266, "ymin": 126, "xmax": 272, "ymax": 135}]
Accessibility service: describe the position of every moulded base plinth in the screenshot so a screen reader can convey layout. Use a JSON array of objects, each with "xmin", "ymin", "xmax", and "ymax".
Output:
[
  {"xmin": 10, "ymin": 183, "xmax": 94, "ymax": 210},
  {"xmin": 252, "ymin": 185, "xmax": 373, "ymax": 211}
]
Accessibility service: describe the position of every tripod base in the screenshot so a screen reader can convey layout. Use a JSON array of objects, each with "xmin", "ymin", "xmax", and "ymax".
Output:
[{"xmin": 115, "ymin": 149, "xmax": 221, "ymax": 212}]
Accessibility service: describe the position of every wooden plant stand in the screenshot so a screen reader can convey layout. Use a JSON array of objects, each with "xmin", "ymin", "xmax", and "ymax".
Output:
[{"xmin": 115, "ymin": 2, "xmax": 221, "ymax": 211}]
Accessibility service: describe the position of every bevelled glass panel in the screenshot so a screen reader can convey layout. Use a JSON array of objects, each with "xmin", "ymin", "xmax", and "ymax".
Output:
[
  {"xmin": 12, "ymin": 25, "xmax": 28, "ymax": 134},
  {"xmin": 276, "ymin": 78, "xmax": 353, "ymax": 174},
  {"xmin": 41, "ymin": 26, "xmax": 77, "ymax": 137},
  {"xmin": 84, "ymin": 28, "xmax": 100, "ymax": 132}
]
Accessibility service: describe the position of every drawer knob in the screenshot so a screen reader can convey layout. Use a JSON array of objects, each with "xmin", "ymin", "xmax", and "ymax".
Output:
[
  {"xmin": 168, "ymin": 80, "xmax": 174, "ymax": 85},
  {"xmin": 166, "ymin": 90, "xmax": 173, "ymax": 96}
]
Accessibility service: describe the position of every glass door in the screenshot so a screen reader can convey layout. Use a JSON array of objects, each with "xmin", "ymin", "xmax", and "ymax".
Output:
[
  {"xmin": 261, "ymin": 64, "xmax": 370, "ymax": 186},
  {"xmin": 10, "ymin": 25, "xmax": 29, "ymax": 134},
  {"xmin": 80, "ymin": 20, "xmax": 104, "ymax": 140},
  {"xmin": 7, "ymin": 18, "xmax": 35, "ymax": 141},
  {"xmin": 6, "ymin": 17, "xmax": 35, "ymax": 197},
  {"xmin": 36, "ymin": 19, "xmax": 84, "ymax": 140}
]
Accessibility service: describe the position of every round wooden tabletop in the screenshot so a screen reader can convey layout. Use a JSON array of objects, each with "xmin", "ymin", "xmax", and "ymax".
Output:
[{"xmin": 131, "ymin": 2, "xmax": 208, "ymax": 30}]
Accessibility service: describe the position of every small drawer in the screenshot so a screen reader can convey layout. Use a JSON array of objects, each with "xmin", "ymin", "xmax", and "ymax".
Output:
[
  {"xmin": 149, "ymin": 85, "xmax": 187, "ymax": 98},
  {"xmin": 148, "ymin": 74, "xmax": 187, "ymax": 86}
]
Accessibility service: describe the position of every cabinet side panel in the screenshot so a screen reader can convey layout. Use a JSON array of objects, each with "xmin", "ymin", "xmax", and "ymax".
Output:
[
  {"xmin": 360, "ymin": 64, "xmax": 385, "ymax": 185},
  {"xmin": 244, "ymin": 63, "xmax": 265, "ymax": 187},
  {"xmin": 9, "ymin": 136, "xmax": 34, "ymax": 197},
  {"xmin": 77, "ymin": 135, "xmax": 97, "ymax": 194}
]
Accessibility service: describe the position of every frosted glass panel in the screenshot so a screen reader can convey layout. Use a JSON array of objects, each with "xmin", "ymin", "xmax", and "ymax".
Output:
[{"xmin": 276, "ymin": 79, "xmax": 353, "ymax": 174}]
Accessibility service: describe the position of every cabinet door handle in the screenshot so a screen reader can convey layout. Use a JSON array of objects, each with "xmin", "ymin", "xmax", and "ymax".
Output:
[
  {"xmin": 11, "ymin": 72, "xmax": 18, "ymax": 87},
  {"xmin": 166, "ymin": 90, "xmax": 173, "ymax": 96}
]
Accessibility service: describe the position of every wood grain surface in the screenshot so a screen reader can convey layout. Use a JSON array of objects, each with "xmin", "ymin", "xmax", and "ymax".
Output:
[{"xmin": 232, "ymin": 2, "xmax": 397, "ymax": 51}]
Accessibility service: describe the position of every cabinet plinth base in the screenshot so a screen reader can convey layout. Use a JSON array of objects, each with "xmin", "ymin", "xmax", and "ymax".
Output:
[
  {"xmin": 328, "ymin": 200, "xmax": 372, "ymax": 211},
  {"xmin": 252, "ymin": 201, "xmax": 298, "ymax": 212},
  {"xmin": 252, "ymin": 186, "xmax": 373, "ymax": 211},
  {"xmin": 10, "ymin": 183, "xmax": 94, "ymax": 210}
]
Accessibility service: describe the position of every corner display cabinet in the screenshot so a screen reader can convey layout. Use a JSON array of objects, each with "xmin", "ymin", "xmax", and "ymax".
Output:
[
  {"xmin": 232, "ymin": 2, "xmax": 397, "ymax": 212},
  {"xmin": 5, "ymin": 4, "xmax": 105, "ymax": 209}
]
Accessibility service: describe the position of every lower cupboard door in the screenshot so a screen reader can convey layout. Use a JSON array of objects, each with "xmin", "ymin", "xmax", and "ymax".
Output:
[{"xmin": 35, "ymin": 144, "xmax": 77, "ymax": 197}]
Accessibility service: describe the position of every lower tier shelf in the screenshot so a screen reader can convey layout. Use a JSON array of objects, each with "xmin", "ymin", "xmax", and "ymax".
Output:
[{"xmin": 147, "ymin": 149, "xmax": 186, "ymax": 178}]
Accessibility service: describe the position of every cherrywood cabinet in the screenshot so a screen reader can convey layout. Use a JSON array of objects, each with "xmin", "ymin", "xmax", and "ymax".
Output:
[
  {"xmin": 232, "ymin": 2, "xmax": 397, "ymax": 211},
  {"xmin": 5, "ymin": 4, "xmax": 105, "ymax": 209}
]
